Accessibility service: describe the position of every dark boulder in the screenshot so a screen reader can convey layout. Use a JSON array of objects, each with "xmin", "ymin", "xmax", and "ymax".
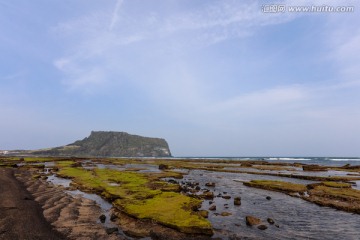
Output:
[
  {"xmin": 267, "ymin": 218, "xmax": 275, "ymax": 224},
  {"xmin": 209, "ymin": 205, "xmax": 216, "ymax": 211},
  {"xmin": 205, "ymin": 182, "xmax": 215, "ymax": 187},
  {"xmin": 106, "ymin": 227, "xmax": 118, "ymax": 234},
  {"xmin": 258, "ymin": 225, "xmax": 268, "ymax": 230},
  {"xmin": 110, "ymin": 213, "xmax": 117, "ymax": 222},
  {"xmin": 159, "ymin": 164, "xmax": 169, "ymax": 170},
  {"xmin": 201, "ymin": 191, "xmax": 214, "ymax": 200},
  {"xmin": 246, "ymin": 216, "xmax": 261, "ymax": 226},
  {"xmin": 99, "ymin": 214, "xmax": 106, "ymax": 223},
  {"xmin": 234, "ymin": 197, "xmax": 241, "ymax": 205}
]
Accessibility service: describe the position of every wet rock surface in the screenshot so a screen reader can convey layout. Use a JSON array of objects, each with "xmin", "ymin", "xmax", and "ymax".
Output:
[
  {"xmin": 245, "ymin": 216, "xmax": 261, "ymax": 226},
  {"xmin": 233, "ymin": 197, "xmax": 241, "ymax": 205},
  {"xmin": 257, "ymin": 225, "xmax": 268, "ymax": 230},
  {"xmin": 184, "ymin": 169, "xmax": 360, "ymax": 240},
  {"xmin": 205, "ymin": 182, "xmax": 215, "ymax": 187},
  {"xmin": 106, "ymin": 227, "xmax": 119, "ymax": 234},
  {"xmin": 1, "ymin": 157, "xmax": 360, "ymax": 240},
  {"xmin": 209, "ymin": 205, "xmax": 216, "ymax": 211},
  {"xmin": 0, "ymin": 168, "xmax": 65, "ymax": 240},
  {"xmin": 15, "ymin": 169, "xmax": 122, "ymax": 240},
  {"xmin": 99, "ymin": 214, "xmax": 106, "ymax": 223},
  {"xmin": 267, "ymin": 218, "xmax": 275, "ymax": 224}
]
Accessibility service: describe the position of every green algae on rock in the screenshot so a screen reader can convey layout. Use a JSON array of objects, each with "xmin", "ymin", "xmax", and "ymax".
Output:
[
  {"xmin": 116, "ymin": 192, "xmax": 213, "ymax": 235},
  {"xmin": 243, "ymin": 179, "xmax": 360, "ymax": 214},
  {"xmin": 307, "ymin": 185, "xmax": 360, "ymax": 213},
  {"xmin": 56, "ymin": 166, "xmax": 213, "ymax": 235},
  {"xmin": 321, "ymin": 181, "xmax": 351, "ymax": 188},
  {"xmin": 243, "ymin": 180, "xmax": 307, "ymax": 194}
]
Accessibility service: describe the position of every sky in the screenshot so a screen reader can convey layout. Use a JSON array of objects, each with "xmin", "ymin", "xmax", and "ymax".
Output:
[{"xmin": 1, "ymin": 0, "xmax": 360, "ymax": 157}]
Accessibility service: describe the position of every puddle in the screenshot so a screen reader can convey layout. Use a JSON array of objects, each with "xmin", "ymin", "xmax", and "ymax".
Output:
[
  {"xmin": 66, "ymin": 190, "xmax": 115, "ymax": 227},
  {"xmin": 183, "ymin": 169, "xmax": 360, "ymax": 240},
  {"xmin": 95, "ymin": 163, "xmax": 126, "ymax": 171},
  {"xmin": 125, "ymin": 164, "xmax": 162, "ymax": 173},
  {"xmin": 46, "ymin": 174, "xmax": 138, "ymax": 239},
  {"xmin": 108, "ymin": 182, "xmax": 120, "ymax": 186},
  {"xmin": 43, "ymin": 162, "xmax": 360, "ymax": 239},
  {"xmin": 47, "ymin": 174, "xmax": 72, "ymax": 187},
  {"xmin": 43, "ymin": 162, "xmax": 55, "ymax": 167}
]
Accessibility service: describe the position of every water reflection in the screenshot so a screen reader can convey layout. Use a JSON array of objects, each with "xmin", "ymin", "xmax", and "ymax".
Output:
[
  {"xmin": 185, "ymin": 170, "xmax": 359, "ymax": 240},
  {"xmin": 44, "ymin": 161, "xmax": 359, "ymax": 240}
]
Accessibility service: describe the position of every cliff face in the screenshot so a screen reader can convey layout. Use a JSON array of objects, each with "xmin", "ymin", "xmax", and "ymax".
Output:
[{"xmin": 32, "ymin": 131, "xmax": 172, "ymax": 157}]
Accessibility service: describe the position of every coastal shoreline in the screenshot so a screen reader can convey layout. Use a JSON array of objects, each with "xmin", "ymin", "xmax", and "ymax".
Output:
[
  {"xmin": 0, "ymin": 168, "xmax": 65, "ymax": 240},
  {"xmin": 1, "ymin": 167, "xmax": 124, "ymax": 240},
  {"xmin": 1, "ymin": 157, "xmax": 360, "ymax": 239}
]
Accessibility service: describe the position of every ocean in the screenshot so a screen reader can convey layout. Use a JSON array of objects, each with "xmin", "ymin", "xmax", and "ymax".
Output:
[{"xmin": 173, "ymin": 157, "xmax": 360, "ymax": 166}]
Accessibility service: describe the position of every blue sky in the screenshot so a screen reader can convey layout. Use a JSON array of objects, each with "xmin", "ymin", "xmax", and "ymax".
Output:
[{"xmin": 1, "ymin": 0, "xmax": 359, "ymax": 157}]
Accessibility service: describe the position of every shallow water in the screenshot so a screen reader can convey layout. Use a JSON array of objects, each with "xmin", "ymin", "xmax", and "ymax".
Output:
[
  {"xmin": 175, "ymin": 157, "xmax": 360, "ymax": 167},
  {"xmin": 47, "ymin": 174, "xmax": 72, "ymax": 187},
  {"xmin": 66, "ymin": 190, "xmax": 115, "ymax": 227},
  {"xmin": 44, "ymin": 161, "xmax": 360, "ymax": 239},
  {"xmin": 125, "ymin": 163, "xmax": 162, "ymax": 173},
  {"xmin": 184, "ymin": 170, "xmax": 360, "ymax": 240},
  {"xmin": 47, "ymin": 174, "xmax": 132, "ymax": 239}
]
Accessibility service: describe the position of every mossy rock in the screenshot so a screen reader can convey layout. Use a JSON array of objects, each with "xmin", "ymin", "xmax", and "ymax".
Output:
[
  {"xmin": 244, "ymin": 180, "xmax": 307, "ymax": 194},
  {"xmin": 198, "ymin": 210, "xmax": 209, "ymax": 218},
  {"xmin": 220, "ymin": 212, "xmax": 232, "ymax": 217},
  {"xmin": 246, "ymin": 216, "xmax": 261, "ymax": 226},
  {"xmin": 56, "ymin": 166, "xmax": 212, "ymax": 234},
  {"xmin": 116, "ymin": 192, "xmax": 213, "ymax": 235},
  {"xmin": 21, "ymin": 164, "xmax": 45, "ymax": 169},
  {"xmin": 310, "ymin": 185, "xmax": 360, "ymax": 202},
  {"xmin": 321, "ymin": 181, "xmax": 351, "ymax": 188},
  {"xmin": 303, "ymin": 165, "xmax": 327, "ymax": 171},
  {"xmin": 307, "ymin": 186, "xmax": 360, "ymax": 213},
  {"xmin": 56, "ymin": 160, "xmax": 77, "ymax": 168}
]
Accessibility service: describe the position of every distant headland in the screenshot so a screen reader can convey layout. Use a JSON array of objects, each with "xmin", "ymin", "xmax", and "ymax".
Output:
[{"xmin": 1, "ymin": 131, "xmax": 172, "ymax": 157}]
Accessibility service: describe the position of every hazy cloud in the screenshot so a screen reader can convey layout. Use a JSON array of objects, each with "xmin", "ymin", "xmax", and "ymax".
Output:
[
  {"xmin": 109, "ymin": 0, "xmax": 124, "ymax": 31},
  {"xmin": 52, "ymin": 0, "xmax": 299, "ymax": 92}
]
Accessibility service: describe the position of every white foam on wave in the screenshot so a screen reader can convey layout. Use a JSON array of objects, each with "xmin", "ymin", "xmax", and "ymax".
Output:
[
  {"xmin": 266, "ymin": 158, "xmax": 312, "ymax": 161},
  {"xmin": 329, "ymin": 158, "xmax": 360, "ymax": 161}
]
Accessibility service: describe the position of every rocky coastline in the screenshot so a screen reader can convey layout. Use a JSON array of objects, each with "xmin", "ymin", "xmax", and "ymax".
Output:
[{"xmin": 1, "ymin": 156, "xmax": 360, "ymax": 239}]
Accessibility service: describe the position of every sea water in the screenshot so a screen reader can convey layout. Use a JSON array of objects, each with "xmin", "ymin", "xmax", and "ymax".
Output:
[{"xmin": 172, "ymin": 156, "xmax": 360, "ymax": 166}]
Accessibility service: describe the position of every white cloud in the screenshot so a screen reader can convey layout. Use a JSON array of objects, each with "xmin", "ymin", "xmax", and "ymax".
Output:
[
  {"xmin": 209, "ymin": 85, "xmax": 307, "ymax": 113},
  {"xmin": 1, "ymin": 71, "xmax": 25, "ymax": 81},
  {"xmin": 109, "ymin": 0, "xmax": 124, "ymax": 31},
  {"xmin": 333, "ymin": 31, "xmax": 360, "ymax": 83},
  {"xmin": 52, "ymin": 0, "xmax": 302, "ymax": 92},
  {"xmin": 317, "ymin": 0, "xmax": 360, "ymax": 85},
  {"xmin": 175, "ymin": 85, "xmax": 310, "ymax": 130},
  {"xmin": 50, "ymin": 0, "xmax": 360, "ymax": 155}
]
